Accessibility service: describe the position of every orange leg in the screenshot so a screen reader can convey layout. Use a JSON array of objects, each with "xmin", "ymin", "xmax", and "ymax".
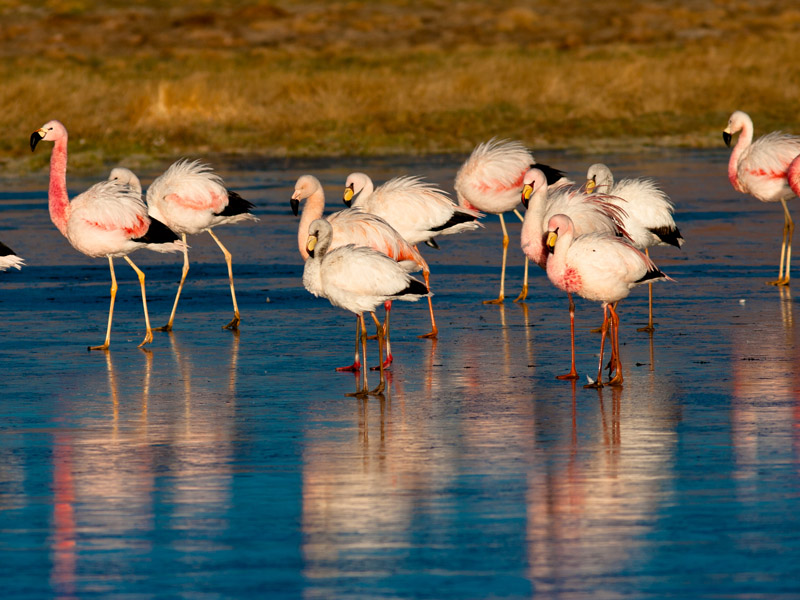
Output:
[
  {"xmin": 419, "ymin": 269, "xmax": 439, "ymax": 338},
  {"xmin": 369, "ymin": 311, "xmax": 387, "ymax": 396},
  {"xmin": 371, "ymin": 301, "xmax": 394, "ymax": 370},
  {"xmin": 585, "ymin": 304, "xmax": 609, "ymax": 389},
  {"xmin": 557, "ymin": 293, "xmax": 579, "ymax": 380},
  {"xmin": 608, "ymin": 302, "xmax": 624, "ymax": 386},
  {"xmin": 484, "ymin": 214, "xmax": 509, "ymax": 304}
]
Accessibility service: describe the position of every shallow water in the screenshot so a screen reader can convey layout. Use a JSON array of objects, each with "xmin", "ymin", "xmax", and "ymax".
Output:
[{"xmin": 1, "ymin": 150, "xmax": 799, "ymax": 599}]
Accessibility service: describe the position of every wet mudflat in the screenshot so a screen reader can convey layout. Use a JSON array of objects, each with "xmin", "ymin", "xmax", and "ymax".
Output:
[{"xmin": 1, "ymin": 150, "xmax": 799, "ymax": 599}]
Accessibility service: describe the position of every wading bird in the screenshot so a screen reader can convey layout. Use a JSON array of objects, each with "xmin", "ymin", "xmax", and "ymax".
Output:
[
  {"xmin": 544, "ymin": 214, "xmax": 672, "ymax": 388},
  {"xmin": 292, "ymin": 175, "xmax": 427, "ymax": 369},
  {"xmin": 303, "ymin": 218, "xmax": 429, "ymax": 396},
  {"xmin": 585, "ymin": 163, "xmax": 683, "ymax": 331},
  {"xmin": 0, "ymin": 239, "xmax": 23, "ymax": 271},
  {"xmin": 343, "ymin": 171, "xmax": 483, "ymax": 337},
  {"xmin": 30, "ymin": 120, "xmax": 184, "ymax": 350},
  {"xmin": 520, "ymin": 168, "xmax": 628, "ymax": 379},
  {"xmin": 723, "ymin": 111, "xmax": 800, "ymax": 286},
  {"xmin": 454, "ymin": 138, "xmax": 566, "ymax": 303},
  {"xmin": 144, "ymin": 159, "xmax": 257, "ymax": 331}
]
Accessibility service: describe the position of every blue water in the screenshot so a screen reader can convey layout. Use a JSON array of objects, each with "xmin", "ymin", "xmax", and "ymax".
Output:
[{"xmin": 1, "ymin": 150, "xmax": 799, "ymax": 599}]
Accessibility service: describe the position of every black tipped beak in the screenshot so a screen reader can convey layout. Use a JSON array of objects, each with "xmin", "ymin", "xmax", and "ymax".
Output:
[
  {"xmin": 723, "ymin": 131, "xmax": 732, "ymax": 147},
  {"xmin": 343, "ymin": 198, "xmax": 352, "ymax": 208},
  {"xmin": 30, "ymin": 132, "xmax": 42, "ymax": 152},
  {"xmin": 521, "ymin": 195, "xmax": 529, "ymax": 209},
  {"xmin": 290, "ymin": 198, "xmax": 299, "ymax": 216}
]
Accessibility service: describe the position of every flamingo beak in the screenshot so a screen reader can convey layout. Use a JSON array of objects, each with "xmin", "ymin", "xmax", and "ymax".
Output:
[
  {"xmin": 343, "ymin": 185, "xmax": 354, "ymax": 207},
  {"xmin": 290, "ymin": 197, "xmax": 300, "ymax": 216},
  {"xmin": 521, "ymin": 183, "xmax": 533, "ymax": 209},
  {"xmin": 545, "ymin": 230, "xmax": 558, "ymax": 254},
  {"xmin": 30, "ymin": 129, "xmax": 45, "ymax": 152},
  {"xmin": 723, "ymin": 131, "xmax": 732, "ymax": 147},
  {"xmin": 586, "ymin": 179, "xmax": 596, "ymax": 193},
  {"xmin": 306, "ymin": 234, "xmax": 318, "ymax": 257}
]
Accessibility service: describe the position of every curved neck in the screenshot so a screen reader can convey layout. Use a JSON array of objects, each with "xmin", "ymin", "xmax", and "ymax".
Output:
[
  {"xmin": 351, "ymin": 177, "xmax": 374, "ymax": 209},
  {"xmin": 729, "ymin": 121, "xmax": 753, "ymax": 193},
  {"xmin": 48, "ymin": 137, "xmax": 70, "ymax": 237},
  {"xmin": 297, "ymin": 184, "xmax": 325, "ymax": 260},
  {"xmin": 546, "ymin": 229, "xmax": 575, "ymax": 292},
  {"xmin": 520, "ymin": 186, "xmax": 549, "ymax": 266}
]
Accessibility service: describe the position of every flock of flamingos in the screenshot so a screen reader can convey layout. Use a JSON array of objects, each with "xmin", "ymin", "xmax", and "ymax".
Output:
[{"xmin": 2, "ymin": 112, "xmax": 799, "ymax": 394}]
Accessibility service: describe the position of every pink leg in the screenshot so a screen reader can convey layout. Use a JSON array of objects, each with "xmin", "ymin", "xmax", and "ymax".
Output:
[
  {"xmin": 585, "ymin": 304, "xmax": 609, "ymax": 389},
  {"xmin": 371, "ymin": 301, "xmax": 393, "ymax": 370},
  {"xmin": 557, "ymin": 292, "xmax": 579, "ymax": 380},
  {"xmin": 336, "ymin": 316, "xmax": 362, "ymax": 372}
]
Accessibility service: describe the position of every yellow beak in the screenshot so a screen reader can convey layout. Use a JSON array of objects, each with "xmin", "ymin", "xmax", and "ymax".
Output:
[
  {"xmin": 586, "ymin": 180, "xmax": 596, "ymax": 193},
  {"xmin": 343, "ymin": 188, "xmax": 354, "ymax": 203},
  {"xmin": 522, "ymin": 184, "xmax": 533, "ymax": 201},
  {"xmin": 306, "ymin": 235, "xmax": 318, "ymax": 254},
  {"xmin": 546, "ymin": 231, "xmax": 558, "ymax": 249}
]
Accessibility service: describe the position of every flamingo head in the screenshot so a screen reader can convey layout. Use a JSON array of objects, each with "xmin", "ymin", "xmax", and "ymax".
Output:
[
  {"xmin": 291, "ymin": 174, "xmax": 322, "ymax": 216},
  {"xmin": 343, "ymin": 172, "xmax": 369, "ymax": 208},
  {"xmin": 545, "ymin": 214, "xmax": 573, "ymax": 254},
  {"xmin": 521, "ymin": 168, "xmax": 546, "ymax": 209},
  {"xmin": 585, "ymin": 163, "xmax": 613, "ymax": 194},
  {"xmin": 108, "ymin": 167, "xmax": 142, "ymax": 195},
  {"xmin": 723, "ymin": 110, "xmax": 750, "ymax": 147},
  {"xmin": 306, "ymin": 218, "xmax": 332, "ymax": 258},
  {"xmin": 30, "ymin": 119, "xmax": 67, "ymax": 151}
]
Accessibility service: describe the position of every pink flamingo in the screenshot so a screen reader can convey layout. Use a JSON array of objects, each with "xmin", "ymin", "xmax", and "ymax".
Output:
[
  {"xmin": 304, "ymin": 219, "xmax": 430, "ymax": 396},
  {"xmin": 343, "ymin": 171, "xmax": 483, "ymax": 337},
  {"xmin": 454, "ymin": 138, "xmax": 566, "ymax": 303},
  {"xmin": 0, "ymin": 239, "xmax": 23, "ymax": 271},
  {"xmin": 30, "ymin": 120, "xmax": 185, "ymax": 350},
  {"xmin": 292, "ymin": 174, "xmax": 427, "ymax": 370},
  {"xmin": 789, "ymin": 154, "xmax": 800, "ymax": 207},
  {"xmin": 723, "ymin": 111, "xmax": 800, "ymax": 286},
  {"xmin": 544, "ymin": 214, "xmax": 672, "ymax": 388},
  {"xmin": 144, "ymin": 159, "xmax": 257, "ymax": 331},
  {"xmin": 585, "ymin": 163, "xmax": 683, "ymax": 331},
  {"xmin": 520, "ymin": 168, "xmax": 628, "ymax": 379}
]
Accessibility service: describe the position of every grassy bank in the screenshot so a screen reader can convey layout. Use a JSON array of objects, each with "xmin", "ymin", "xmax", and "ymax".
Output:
[{"xmin": 2, "ymin": 1, "xmax": 800, "ymax": 173}]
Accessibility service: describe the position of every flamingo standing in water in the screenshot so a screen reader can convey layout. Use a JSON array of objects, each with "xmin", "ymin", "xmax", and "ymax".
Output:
[
  {"xmin": 454, "ymin": 138, "xmax": 566, "ymax": 303},
  {"xmin": 544, "ymin": 214, "xmax": 672, "ymax": 388},
  {"xmin": 723, "ymin": 111, "xmax": 800, "ymax": 286},
  {"xmin": 30, "ymin": 120, "xmax": 185, "ymax": 350},
  {"xmin": 520, "ymin": 168, "xmax": 628, "ymax": 379},
  {"xmin": 292, "ymin": 175, "xmax": 427, "ymax": 370},
  {"xmin": 343, "ymin": 171, "xmax": 483, "ymax": 337},
  {"xmin": 144, "ymin": 159, "xmax": 257, "ymax": 331},
  {"xmin": 304, "ymin": 218, "xmax": 429, "ymax": 396},
  {"xmin": 585, "ymin": 163, "xmax": 683, "ymax": 331},
  {"xmin": 0, "ymin": 239, "xmax": 24, "ymax": 271}
]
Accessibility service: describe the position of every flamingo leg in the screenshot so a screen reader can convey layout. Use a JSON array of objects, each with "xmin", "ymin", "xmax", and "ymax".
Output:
[
  {"xmin": 336, "ymin": 316, "xmax": 362, "ymax": 372},
  {"xmin": 585, "ymin": 304, "xmax": 609, "ymax": 389},
  {"xmin": 346, "ymin": 313, "xmax": 370, "ymax": 397},
  {"xmin": 768, "ymin": 200, "xmax": 793, "ymax": 286},
  {"xmin": 637, "ymin": 248, "xmax": 656, "ymax": 332},
  {"xmin": 557, "ymin": 292, "xmax": 579, "ymax": 380},
  {"xmin": 608, "ymin": 302, "xmax": 624, "ymax": 386},
  {"xmin": 371, "ymin": 301, "xmax": 394, "ymax": 370},
  {"xmin": 207, "ymin": 229, "xmax": 241, "ymax": 329},
  {"xmin": 123, "ymin": 255, "xmax": 153, "ymax": 348},
  {"xmin": 89, "ymin": 256, "xmax": 118, "ymax": 351},
  {"xmin": 419, "ymin": 269, "xmax": 439, "ymax": 338},
  {"xmin": 513, "ymin": 208, "xmax": 528, "ymax": 302},
  {"xmin": 483, "ymin": 214, "xmax": 509, "ymax": 304},
  {"xmin": 155, "ymin": 233, "xmax": 189, "ymax": 332},
  {"xmin": 369, "ymin": 311, "xmax": 387, "ymax": 396}
]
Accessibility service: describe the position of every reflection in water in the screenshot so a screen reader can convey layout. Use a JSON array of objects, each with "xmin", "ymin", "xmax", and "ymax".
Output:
[{"xmin": 46, "ymin": 335, "xmax": 241, "ymax": 596}]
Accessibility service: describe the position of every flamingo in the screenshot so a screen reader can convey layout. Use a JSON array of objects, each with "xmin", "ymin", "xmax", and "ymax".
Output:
[
  {"xmin": 0, "ymin": 239, "xmax": 24, "ymax": 271},
  {"xmin": 520, "ymin": 168, "xmax": 628, "ymax": 379},
  {"xmin": 143, "ymin": 159, "xmax": 257, "ymax": 331},
  {"xmin": 585, "ymin": 163, "xmax": 683, "ymax": 331},
  {"xmin": 454, "ymin": 138, "xmax": 566, "ymax": 303},
  {"xmin": 292, "ymin": 174, "xmax": 427, "ymax": 370},
  {"xmin": 544, "ymin": 214, "xmax": 672, "ymax": 388},
  {"xmin": 30, "ymin": 120, "xmax": 185, "ymax": 350},
  {"xmin": 343, "ymin": 172, "xmax": 483, "ymax": 337},
  {"xmin": 789, "ymin": 154, "xmax": 800, "ymax": 206},
  {"xmin": 723, "ymin": 111, "xmax": 800, "ymax": 286},
  {"xmin": 303, "ymin": 218, "xmax": 429, "ymax": 396}
]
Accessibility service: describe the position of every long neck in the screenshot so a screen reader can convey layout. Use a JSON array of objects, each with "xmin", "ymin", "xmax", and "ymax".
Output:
[
  {"xmin": 48, "ymin": 137, "xmax": 71, "ymax": 237},
  {"xmin": 352, "ymin": 177, "xmax": 374, "ymax": 208},
  {"xmin": 728, "ymin": 121, "xmax": 753, "ymax": 193},
  {"xmin": 546, "ymin": 230, "xmax": 575, "ymax": 293},
  {"xmin": 520, "ymin": 186, "xmax": 548, "ymax": 267},
  {"xmin": 297, "ymin": 185, "xmax": 325, "ymax": 260}
]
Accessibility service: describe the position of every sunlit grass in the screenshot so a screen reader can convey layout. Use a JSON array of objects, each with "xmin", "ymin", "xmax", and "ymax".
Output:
[{"xmin": 2, "ymin": 1, "xmax": 800, "ymax": 172}]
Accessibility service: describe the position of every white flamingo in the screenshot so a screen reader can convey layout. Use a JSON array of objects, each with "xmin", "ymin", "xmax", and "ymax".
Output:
[
  {"xmin": 343, "ymin": 171, "xmax": 483, "ymax": 337},
  {"xmin": 30, "ymin": 120, "xmax": 185, "ymax": 350},
  {"xmin": 723, "ymin": 111, "xmax": 800, "ymax": 286},
  {"xmin": 144, "ymin": 159, "xmax": 257, "ymax": 331},
  {"xmin": 585, "ymin": 163, "xmax": 683, "ymax": 331},
  {"xmin": 303, "ymin": 218, "xmax": 429, "ymax": 396},
  {"xmin": 544, "ymin": 214, "xmax": 672, "ymax": 388},
  {"xmin": 292, "ymin": 174, "xmax": 427, "ymax": 370},
  {"xmin": 520, "ymin": 168, "xmax": 628, "ymax": 379},
  {"xmin": 454, "ymin": 138, "xmax": 566, "ymax": 303}
]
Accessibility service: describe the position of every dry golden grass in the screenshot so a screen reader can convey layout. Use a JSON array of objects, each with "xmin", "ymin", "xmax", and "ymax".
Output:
[{"xmin": 2, "ymin": 1, "xmax": 800, "ymax": 172}]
